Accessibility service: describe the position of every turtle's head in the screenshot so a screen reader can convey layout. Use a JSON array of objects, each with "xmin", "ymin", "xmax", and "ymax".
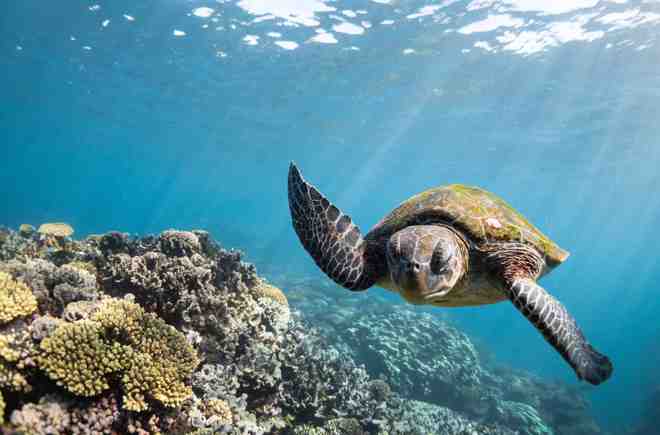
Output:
[{"xmin": 386, "ymin": 225, "xmax": 468, "ymax": 304}]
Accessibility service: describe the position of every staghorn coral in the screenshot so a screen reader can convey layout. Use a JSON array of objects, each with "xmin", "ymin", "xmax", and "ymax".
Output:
[
  {"xmin": 38, "ymin": 298, "xmax": 199, "ymax": 411},
  {"xmin": 0, "ymin": 271, "xmax": 38, "ymax": 324}
]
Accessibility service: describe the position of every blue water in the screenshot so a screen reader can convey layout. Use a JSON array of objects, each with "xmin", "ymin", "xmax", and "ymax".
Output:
[{"xmin": 2, "ymin": 0, "xmax": 660, "ymax": 431}]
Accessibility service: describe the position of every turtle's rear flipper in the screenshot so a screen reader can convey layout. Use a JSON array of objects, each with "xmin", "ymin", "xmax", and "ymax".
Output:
[
  {"xmin": 288, "ymin": 163, "xmax": 377, "ymax": 291},
  {"xmin": 508, "ymin": 278, "xmax": 613, "ymax": 385}
]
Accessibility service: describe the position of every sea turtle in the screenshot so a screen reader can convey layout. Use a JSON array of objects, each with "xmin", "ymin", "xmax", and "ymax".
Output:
[{"xmin": 287, "ymin": 163, "xmax": 612, "ymax": 385}]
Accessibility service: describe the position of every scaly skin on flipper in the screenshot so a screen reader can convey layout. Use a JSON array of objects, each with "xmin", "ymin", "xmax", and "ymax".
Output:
[
  {"xmin": 288, "ymin": 163, "xmax": 377, "ymax": 290},
  {"xmin": 508, "ymin": 277, "xmax": 613, "ymax": 385}
]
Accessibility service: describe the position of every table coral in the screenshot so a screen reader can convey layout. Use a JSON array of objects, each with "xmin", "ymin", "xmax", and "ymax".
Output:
[{"xmin": 37, "ymin": 223, "xmax": 74, "ymax": 239}]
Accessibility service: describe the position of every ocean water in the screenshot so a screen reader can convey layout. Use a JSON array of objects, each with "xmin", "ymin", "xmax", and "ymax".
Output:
[{"xmin": 2, "ymin": 0, "xmax": 659, "ymax": 432}]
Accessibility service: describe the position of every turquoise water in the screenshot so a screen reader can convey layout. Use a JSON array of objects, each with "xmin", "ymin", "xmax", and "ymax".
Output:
[{"xmin": 2, "ymin": 0, "xmax": 659, "ymax": 431}]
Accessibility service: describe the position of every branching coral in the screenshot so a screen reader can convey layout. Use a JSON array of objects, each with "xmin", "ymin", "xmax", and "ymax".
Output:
[{"xmin": 38, "ymin": 298, "xmax": 199, "ymax": 411}]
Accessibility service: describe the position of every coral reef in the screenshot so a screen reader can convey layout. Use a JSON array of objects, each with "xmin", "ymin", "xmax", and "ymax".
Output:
[
  {"xmin": 0, "ymin": 225, "xmax": 606, "ymax": 434},
  {"xmin": 277, "ymin": 276, "xmax": 606, "ymax": 435}
]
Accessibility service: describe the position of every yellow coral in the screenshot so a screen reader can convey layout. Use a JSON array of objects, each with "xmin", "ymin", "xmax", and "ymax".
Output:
[
  {"xmin": 0, "ymin": 272, "xmax": 38, "ymax": 324},
  {"xmin": 253, "ymin": 281, "xmax": 289, "ymax": 307},
  {"xmin": 0, "ymin": 360, "xmax": 31, "ymax": 393},
  {"xmin": 0, "ymin": 329, "xmax": 36, "ymax": 407},
  {"xmin": 37, "ymin": 320, "xmax": 128, "ymax": 396},
  {"xmin": 92, "ymin": 299, "xmax": 198, "ymax": 411},
  {"xmin": 37, "ymin": 223, "xmax": 74, "ymax": 238},
  {"xmin": 204, "ymin": 398, "xmax": 233, "ymax": 425},
  {"xmin": 38, "ymin": 298, "xmax": 199, "ymax": 411}
]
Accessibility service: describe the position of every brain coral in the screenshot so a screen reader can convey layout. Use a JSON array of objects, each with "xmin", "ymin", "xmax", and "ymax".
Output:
[
  {"xmin": 38, "ymin": 298, "xmax": 199, "ymax": 411},
  {"xmin": 0, "ymin": 272, "xmax": 37, "ymax": 324}
]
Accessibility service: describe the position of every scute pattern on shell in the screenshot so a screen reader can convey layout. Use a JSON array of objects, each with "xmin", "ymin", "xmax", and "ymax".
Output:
[{"xmin": 367, "ymin": 184, "xmax": 569, "ymax": 267}]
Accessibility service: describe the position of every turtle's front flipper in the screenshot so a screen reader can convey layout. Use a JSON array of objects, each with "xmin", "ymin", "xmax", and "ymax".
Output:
[
  {"xmin": 507, "ymin": 277, "xmax": 612, "ymax": 385},
  {"xmin": 288, "ymin": 163, "xmax": 378, "ymax": 290}
]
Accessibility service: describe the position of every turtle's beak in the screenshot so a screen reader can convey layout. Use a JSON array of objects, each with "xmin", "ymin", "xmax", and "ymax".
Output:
[{"xmin": 399, "ymin": 263, "xmax": 430, "ymax": 304}]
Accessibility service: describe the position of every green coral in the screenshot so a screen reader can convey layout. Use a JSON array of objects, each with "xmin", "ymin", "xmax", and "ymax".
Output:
[
  {"xmin": 38, "ymin": 298, "xmax": 199, "ymax": 411},
  {"xmin": 0, "ymin": 272, "xmax": 37, "ymax": 324}
]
